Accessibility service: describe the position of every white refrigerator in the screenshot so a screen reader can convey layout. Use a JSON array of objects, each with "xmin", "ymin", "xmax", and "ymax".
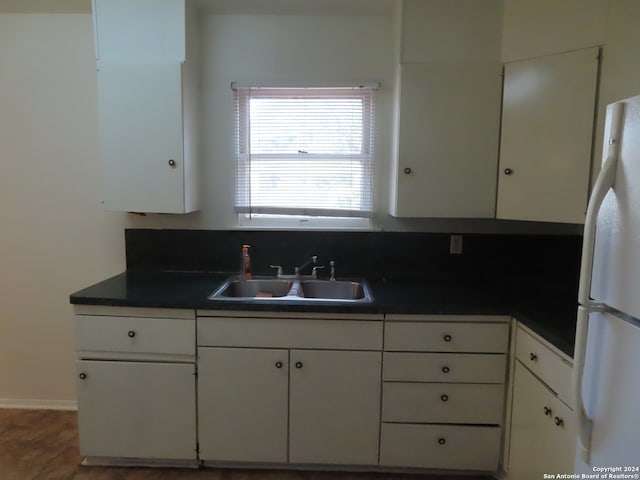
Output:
[{"xmin": 574, "ymin": 94, "xmax": 640, "ymax": 472}]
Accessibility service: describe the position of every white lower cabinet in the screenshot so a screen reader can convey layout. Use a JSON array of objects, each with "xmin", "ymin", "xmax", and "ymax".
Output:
[
  {"xmin": 507, "ymin": 323, "xmax": 575, "ymax": 479},
  {"xmin": 73, "ymin": 306, "xmax": 197, "ymax": 463},
  {"xmin": 196, "ymin": 312, "xmax": 383, "ymax": 467},
  {"xmin": 76, "ymin": 360, "xmax": 196, "ymax": 460},
  {"xmin": 380, "ymin": 314, "xmax": 510, "ymax": 472}
]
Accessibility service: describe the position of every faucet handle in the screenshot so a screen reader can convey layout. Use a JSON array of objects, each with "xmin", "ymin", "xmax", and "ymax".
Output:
[
  {"xmin": 329, "ymin": 260, "xmax": 336, "ymax": 281},
  {"xmin": 270, "ymin": 265, "xmax": 283, "ymax": 277}
]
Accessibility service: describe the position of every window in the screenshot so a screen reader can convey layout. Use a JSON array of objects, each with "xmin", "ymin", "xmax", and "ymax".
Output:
[{"xmin": 233, "ymin": 85, "xmax": 376, "ymax": 222}]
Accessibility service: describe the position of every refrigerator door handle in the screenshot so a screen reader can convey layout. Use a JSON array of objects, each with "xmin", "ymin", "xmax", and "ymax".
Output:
[
  {"xmin": 578, "ymin": 102, "xmax": 624, "ymax": 307},
  {"xmin": 573, "ymin": 306, "xmax": 594, "ymax": 463}
]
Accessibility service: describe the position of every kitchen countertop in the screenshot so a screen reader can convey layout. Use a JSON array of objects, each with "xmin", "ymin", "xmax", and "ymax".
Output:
[{"xmin": 70, "ymin": 270, "xmax": 577, "ymax": 357}]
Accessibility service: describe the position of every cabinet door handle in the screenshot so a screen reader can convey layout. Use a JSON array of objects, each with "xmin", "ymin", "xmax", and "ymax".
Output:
[
  {"xmin": 529, "ymin": 352, "xmax": 538, "ymax": 362},
  {"xmin": 554, "ymin": 416, "xmax": 564, "ymax": 427},
  {"xmin": 275, "ymin": 361, "xmax": 283, "ymax": 369},
  {"xmin": 403, "ymin": 167, "xmax": 412, "ymax": 175},
  {"xmin": 443, "ymin": 334, "xmax": 452, "ymax": 342},
  {"xmin": 441, "ymin": 366, "xmax": 450, "ymax": 374},
  {"xmin": 79, "ymin": 373, "xmax": 87, "ymax": 380},
  {"xmin": 543, "ymin": 406, "xmax": 552, "ymax": 416},
  {"xmin": 168, "ymin": 159, "xmax": 176, "ymax": 168},
  {"xmin": 437, "ymin": 437, "xmax": 446, "ymax": 445},
  {"xmin": 127, "ymin": 330, "xmax": 136, "ymax": 338},
  {"xmin": 440, "ymin": 394, "xmax": 449, "ymax": 402},
  {"xmin": 504, "ymin": 168, "xmax": 513, "ymax": 175},
  {"xmin": 295, "ymin": 361, "xmax": 303, "ymax": 369}
]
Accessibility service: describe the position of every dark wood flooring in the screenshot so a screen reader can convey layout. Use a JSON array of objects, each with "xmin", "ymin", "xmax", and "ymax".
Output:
[{"xmin": 0, "ymin": 409, "xmax": 493, "ymax": 480}]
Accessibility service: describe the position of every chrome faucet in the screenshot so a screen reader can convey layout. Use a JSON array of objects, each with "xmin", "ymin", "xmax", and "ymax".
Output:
[
  {"xmin": 270, "ymin": 255, "xmax": 324, "ymax": 279},
  {"xmin": 295, "ymin": 256, "xmax": 318, "ymax": 276}
]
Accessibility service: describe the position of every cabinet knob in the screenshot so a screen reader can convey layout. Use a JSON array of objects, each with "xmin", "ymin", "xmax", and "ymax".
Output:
[
  {"xmin": 529, "ymin": 352, "xmax": 538, "ymax": 362},
  {"xmin": 403, "ymin": 167, "xmax": 412, "ymax": 175},
  {"xmin": 168, "ymin": 159, "xmax": 176, "ymax": 168},
  {"xmin": 437, "ymin": 437, "xmax": 446, "ymax": 445},
  {"xmin": 128, "ymin": 330, "xmax": 136, "ymax": 338},
  {"xmin": 543, "ymin": 406, "xmax": 552, "ymax": 416},
  {"xmin": 79, "ymin": 373, "xmax": 87, "ymax": 380},
  {"xmin": 440, "ymin": 394, "xmax": 449, "ymax": 402},
  {"xmin": 295, "ymin": 361, "xmax": 303, "ymax": 369},
  {"xmin": 443, "ymin": 334, "xmax": 452, "ymax": 342},
  {"xmin": 441, "ymin": 366, "xmax": 450, "ymax": 374},
  {"xmin": 554, "ymin": 416, "xmax": 564, "ymax": 427},
  {"xmin": 504, "ymin": 168, "xmax": 513, "ymax": 175},
  {"xmin": 275, "ymin": 361, "xmax": 283, "ymax": 369}
]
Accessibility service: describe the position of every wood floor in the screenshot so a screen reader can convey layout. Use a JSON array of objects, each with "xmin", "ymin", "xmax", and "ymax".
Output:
[{"xmin": 0, "ymin": 409, "xmax": 492, "ymax": 480}]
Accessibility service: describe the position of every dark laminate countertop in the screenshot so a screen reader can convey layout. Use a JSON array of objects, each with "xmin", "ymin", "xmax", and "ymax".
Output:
[{"xmin": 70, "ymin": 270, "xmax": 577, "ymax": 357}]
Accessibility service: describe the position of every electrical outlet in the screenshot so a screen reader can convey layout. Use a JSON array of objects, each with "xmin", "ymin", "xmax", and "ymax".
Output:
[{"xmin": 450, "ymin": 234, "xmax": 463, "ymax": 255}]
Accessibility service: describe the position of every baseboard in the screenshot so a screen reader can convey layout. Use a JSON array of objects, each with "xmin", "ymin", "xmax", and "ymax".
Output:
[{"xmin": 0, "ymin": 398, "xmax": 77, "ymax": 411}]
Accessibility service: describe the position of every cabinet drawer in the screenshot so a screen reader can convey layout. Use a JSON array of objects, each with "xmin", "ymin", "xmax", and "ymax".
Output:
[
  {"xmin": 383, "ymin": 352, "xmax": 506, "ymax": 383},
  {"xmin": 75, "ymin": 315, "xmax": 195, "ymax": 359},
  {"xmin": 198, "ymin": 317, "xmax": 382, "ymax": 350},
  {"xmin": 385, "ymin": 322, "xmax": 509, "ymax": 353},
  {"xmin": 380, "ymin": 423, "xmax": 501, "ymax": 471},
  {"xmin": 382, "ymin": 383, "xmax": 505, "ymax": 424},
  {"xmin": 516, "ymin": 327, "xmax": 573, "ymax": 405}
]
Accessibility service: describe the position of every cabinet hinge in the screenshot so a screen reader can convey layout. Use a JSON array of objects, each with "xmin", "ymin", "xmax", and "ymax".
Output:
[
  {"xmin": 196, "ymin": 442, "xmax": 200, "ymax": 454},
  {"xmin": 193, "ymin": 367, "xmax": 198, "ymax": 378}
]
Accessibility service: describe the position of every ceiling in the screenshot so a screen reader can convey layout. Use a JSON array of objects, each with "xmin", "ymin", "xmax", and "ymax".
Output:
[{"xmin": 0, "ymin": 0, "xmax": 394, "ymax": 16}]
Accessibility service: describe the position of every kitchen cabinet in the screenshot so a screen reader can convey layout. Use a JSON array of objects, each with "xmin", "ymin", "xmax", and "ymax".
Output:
[
  {"xmin": 196, "ymin": 312, "xmax": 383, "ymax": 466},
  {"xmin": 379, "ymin": 314, "xmax": 510, "ymax": 471},
  {"xmin": 390, "ymin": 63, "xmax": 502, "ymax": 218},
  {"xmin": 496, "ymin": 47, "xmax": 599, "ymax": 223},
  {"xmin": 73, "ymin": 306, "xmax": 197, "ymax": 463},
  {"xmin": 507, "ymin": 324, "xmax": 575, "ymax": 479},
  {"xmin": 93, "ymin": 0, "xmax": 199, "ymax": 213}
]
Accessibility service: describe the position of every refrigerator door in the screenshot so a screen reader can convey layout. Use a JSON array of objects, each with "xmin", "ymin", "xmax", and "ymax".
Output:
[
  {"xmin": 575, "ymin": 310, "xmax": 640, "ymax": 473},
  {"xmin": 591, "ymin": 94, "xmax": 640, "ymax": 319}
]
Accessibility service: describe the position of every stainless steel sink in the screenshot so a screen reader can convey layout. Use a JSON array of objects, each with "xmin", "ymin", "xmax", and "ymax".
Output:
[
  {"xmin": 209, "ymin": 276, "xmax": 373, "ymax": 303},
  {"xmin": 299, "ymin": 280, "xmax": 368, "ymax": 300}
]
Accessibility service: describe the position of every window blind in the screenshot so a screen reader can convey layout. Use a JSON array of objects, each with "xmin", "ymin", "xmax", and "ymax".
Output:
[{"xmin": 233, "ymin": 86, "xmax": 375, "ymax": 218}]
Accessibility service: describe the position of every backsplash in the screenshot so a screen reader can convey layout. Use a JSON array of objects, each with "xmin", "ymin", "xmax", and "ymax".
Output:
[{"xmin": 125, "ymin": 229, "xmax": 582, "ymax": 284}]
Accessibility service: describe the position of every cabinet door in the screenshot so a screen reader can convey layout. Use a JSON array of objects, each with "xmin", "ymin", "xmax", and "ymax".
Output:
[
  {"xmin": 289, "ymin": 350, "xmax": 381, "ymax": 465},
  {"xmin": 391, "ymin": 62, "xmax": 502, "ymax": 218},
  {"xmin": 497, "ymin": 47, "xmax": 599, "ymax": 223},
  {"xmin": 76, "ymin": 360, "xmax": 196, "ymax": 459},
  {"xmin": 198, "ymin": 347, "xmax": 289, "ymax": 463},
  {"xmin": 97, "ymin": 61, "xmax": 189, "ymax": 213},
  {"xmin": 509, "ymin": 362, "xmax": 576, "ymax": 479},
  {"xmin": 93, "ymin": 0, "xmax": 186, "ymax": 62}
]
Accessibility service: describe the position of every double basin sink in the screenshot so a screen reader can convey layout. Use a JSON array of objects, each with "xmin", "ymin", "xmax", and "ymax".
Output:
[{"xmin": 209, "ymin": 276, "xmax": 373, "ymax": 304}]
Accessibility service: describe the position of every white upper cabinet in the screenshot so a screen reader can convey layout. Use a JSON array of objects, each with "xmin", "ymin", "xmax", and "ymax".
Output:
[
  {"xmin": 93, "ymin": 0, "xmax": 186, "ymax": 62},
  {"xmin": 92, "ymin": 0, "xmax": 199, "ymax": 213},
  {"xmin": 390, "ymin": 0, "xmax": 502, "ymax": 218},
  {"xmin": 496, "ymin": 47, "xmax": 599, "ymax": 223}
]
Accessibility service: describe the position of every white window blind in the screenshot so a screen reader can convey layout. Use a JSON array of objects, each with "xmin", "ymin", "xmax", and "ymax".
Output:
[{"xmin": 233, "ymin": 86, "xmax": 375, "ymax": 218}]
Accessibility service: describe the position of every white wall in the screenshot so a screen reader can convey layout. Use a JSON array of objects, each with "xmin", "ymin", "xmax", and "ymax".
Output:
[{"xmin": 0, "ymin": 14, "xmax": 127, "ymax": 408}]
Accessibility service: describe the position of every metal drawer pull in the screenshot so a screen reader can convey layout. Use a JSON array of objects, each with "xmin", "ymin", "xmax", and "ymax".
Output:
[
  {"xmin": 440, "ymin": 394, "xmax": 449, "ymax": 402},
  {"xmin": 295, "ymin": 362, "xmax": 303, "ymax": 369},
  {"xmin": 275, "ymin": 362, "xmax": 283, "ymax": 369},
  {"xmin": 441, "ymin": 366, "xmax": 450, "ymax": 374},
  {"xmin": 128, "ymin": 330, "xmax": 136, "ymax": 338},
  {"xmin": 437, "ymin": 438, "xmax": 446, "ymax": 445},
  {"xmin": 554, "ymin": 416, "xmax": 564, "ymax": 427},
  {"xmin": 79, "ymin": 373, "xmax": 87, "ymax": 380},
  {"xmin": 529, "ymin": 352, "xmax": 538, "ymax": 361},
  {"xmin": 443, "ymin": 334, "xmax": 452, "ymax": 342},
  {"xmin": 544, "ymin": 406, "xmax": 552, "ymax": 416}
]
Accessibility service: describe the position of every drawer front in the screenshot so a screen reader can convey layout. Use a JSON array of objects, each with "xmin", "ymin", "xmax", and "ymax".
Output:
[
  {"xmin": 75, "ymin": 315, "xmax": 195, "ymax": 358},
  {"xmin": 516, "ymin": 327, "xmax": 573, "ymax": 405},
  {"xmin": 384, "ymin": 322, "xmax": 509, "ymax": 353},
  {"xmin": 382, "ymin": 382, "xmax": 505, "ymax": 424},
  {"xmin": 197, "ymin": 317, "xmax": 383, "ymax": 350},
  {"xmin": 383, "ymin": 352, "xmax": 507, "ymax": 383},
  {"xmin": 380, "ymin": 423, "xmax": 501, "ymax": 471}
]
